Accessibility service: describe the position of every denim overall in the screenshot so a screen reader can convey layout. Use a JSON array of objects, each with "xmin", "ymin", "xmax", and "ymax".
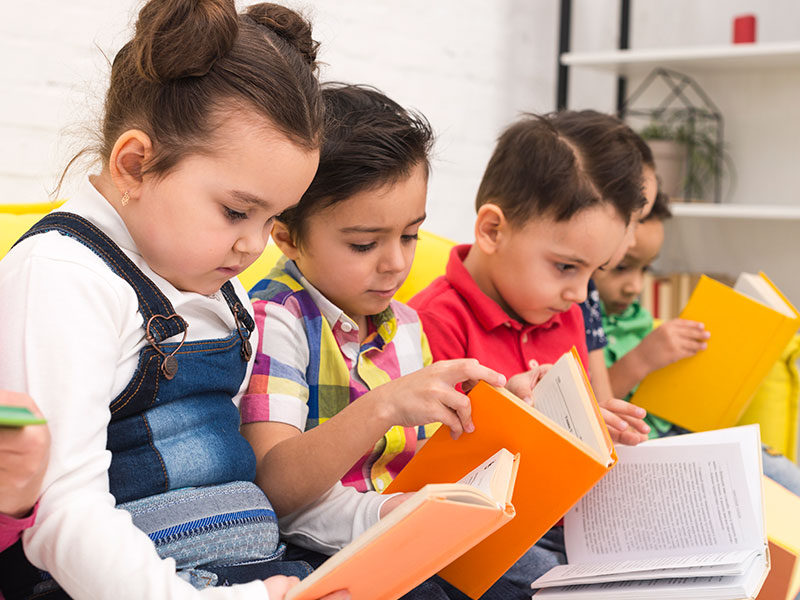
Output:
[{"xmin": 0, "ymin": 213, "xmax": 310, "ymax": 600}]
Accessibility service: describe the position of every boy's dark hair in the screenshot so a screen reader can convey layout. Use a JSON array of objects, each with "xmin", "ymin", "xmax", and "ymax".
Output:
[
  {"xmin": 547, "ymin": 110, "xmax": 647, "ymax": 223},
  {"xmin": 476, "ymin": 111, "xmax": 644, "ymax": 226},
  {"xmin": 642, "ymin": 189, "xmax": 672, "ymax": 223},
  {"xmin": 63, "ymin": 0, "xmax": 323, "ymax": 187},
  {"xmin": 278, "ymin": 82, "xmax": 434, "ymax": 244}
]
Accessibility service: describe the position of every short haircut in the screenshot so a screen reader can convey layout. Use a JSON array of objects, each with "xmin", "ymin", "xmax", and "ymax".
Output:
[
  {"xmin": 476, "ymin": 111, "xmax": 647, "ymax": 228},
  {"xmin": 642, "ymin": 189, "xmax": 672, "ymax": 223},
  {"xmin": 278, "ymin": 82, "xmax": 434, "ymax": 244},
  {"xmin": 547, "ymin": 110, "xmax": 647, "ymax": 223},
  {"xmin": 475, "ymin": 114, "xmax": 606, "ymax": 225}
]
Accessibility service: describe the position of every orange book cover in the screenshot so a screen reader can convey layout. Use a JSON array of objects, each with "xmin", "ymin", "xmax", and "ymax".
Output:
[
  {"xmin": 385, "ymin": 347, "xmax": 617, "ymax": 599},
  {"xmin": 286, "ymin": 451, "xmax": 519, "ymax": 600},
  {"xmin": 631, "ymin": 273, "xmax": 800, "ymax": 433}
]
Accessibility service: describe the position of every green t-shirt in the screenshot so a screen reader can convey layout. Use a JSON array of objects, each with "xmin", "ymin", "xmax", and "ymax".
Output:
[{"xmin": 600, "ymin": 300, "xmax": 674, "ymax": 439}]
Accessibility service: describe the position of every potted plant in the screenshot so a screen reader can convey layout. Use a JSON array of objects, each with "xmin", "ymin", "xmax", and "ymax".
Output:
[{"xmin": 638, "ymin": 110, "xmax": 727, "ymax": 202}]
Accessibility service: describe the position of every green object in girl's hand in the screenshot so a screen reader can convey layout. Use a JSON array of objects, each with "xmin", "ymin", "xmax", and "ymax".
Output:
[{"xmin": 0, "ymin": 405, "xmax": 47, "ymax": 427}]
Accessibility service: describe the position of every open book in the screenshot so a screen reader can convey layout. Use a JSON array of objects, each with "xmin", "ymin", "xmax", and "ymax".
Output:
[
  {"xmin": 631, "ymin": 272, "xmax": 800, "ymax": 432},
  {"xmin": 285, "ymin": 448, "xmax": 519, "ymax": 600},
  {"xmin": 0, "ymin": 405, "xmax": 46, "ymax": 427},
  {"xmin": 384, "ymin": 347, "xmax": 617, "ymax": 599},
  {"xmin": 531, "ymin": 425, "xmax": 769, "ymax": 599}
]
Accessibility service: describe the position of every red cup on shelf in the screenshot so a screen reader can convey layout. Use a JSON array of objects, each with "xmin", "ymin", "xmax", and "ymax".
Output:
[{"xmin": 733, "ymin": 14, "xmax": 756, "ymax": 44}]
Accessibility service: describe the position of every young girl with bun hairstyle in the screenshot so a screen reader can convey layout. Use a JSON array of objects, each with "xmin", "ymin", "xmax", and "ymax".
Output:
[{"xmin": 0, "ymin": 1, "xmax": 346, "ymax": 599}]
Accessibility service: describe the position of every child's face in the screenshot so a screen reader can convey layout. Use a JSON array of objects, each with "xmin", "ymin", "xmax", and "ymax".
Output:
[
  {"xmin": 292, "ymin": 163, "xmax": 428, "ymax": 323},
  {"xmin": 487, "ymin": 203, "xmax": 627, "ymax": 325},
  {"xmin": 594, "ymin": 219, "xmax": 664, "ymax": 315},
  {"xmin": 125, "ymin": 114, "xmax": 319, "ymax": 296}
]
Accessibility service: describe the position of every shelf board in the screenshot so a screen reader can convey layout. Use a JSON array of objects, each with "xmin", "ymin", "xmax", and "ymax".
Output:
[
  {"xmin": 561, "ymin": 41, "xmax": 800, "ymax": 77},
  {"xmin": 668, "ymin": 203, "xmax": 800, "ymax": 220}
]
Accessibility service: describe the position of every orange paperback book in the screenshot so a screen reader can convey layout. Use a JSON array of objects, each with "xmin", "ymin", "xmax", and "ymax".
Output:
[
  {"xmin": 385, "ymin": 347, "xmax": 617, "ymax": 599},
  {"xmin": 285, "ymin": 448, "xmax": 519, "ymax": 600}
]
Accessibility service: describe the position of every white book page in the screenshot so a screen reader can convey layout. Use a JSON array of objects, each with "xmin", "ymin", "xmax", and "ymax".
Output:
[
  {"xmin": 532, "ymin": 549, "xmax": 756, "ymax": 587},
  {"xmin": 533, "ymin": 551, "xmax": 766, "ymax": 599},
  {"xmin": 646, "ymin": 425, "xmax": 764, "ymax": 542},
  {"xmin": 734, "ymin": 272, "xmax": 795, "ymax": 317},
  {"xmin": 532, "ymin": 354, "xmax": 601, "ymax": 454},
  {"xmin": 562, "ymin": 441, "xmax": 760, "ymax": 565},
  {"xmin": 455, "ymin": 448, "xmax": 509, "ymax": 502}
]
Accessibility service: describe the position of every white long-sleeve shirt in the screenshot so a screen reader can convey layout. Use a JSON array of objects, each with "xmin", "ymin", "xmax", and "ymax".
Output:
[{"xmin": 0, "ymin": 181, "xmax": 267, "ymax": 600}]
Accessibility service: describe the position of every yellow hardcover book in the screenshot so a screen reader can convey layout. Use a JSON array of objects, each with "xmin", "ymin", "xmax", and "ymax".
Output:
[{"xmin": 631, "ymin": 272, "xmax": 800, "ymax": 432}]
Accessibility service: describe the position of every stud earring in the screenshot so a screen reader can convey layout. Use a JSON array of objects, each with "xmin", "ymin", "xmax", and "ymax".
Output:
[{"xmin": 121, "ymin": 190, "xmax": 130, "ymax": 206}]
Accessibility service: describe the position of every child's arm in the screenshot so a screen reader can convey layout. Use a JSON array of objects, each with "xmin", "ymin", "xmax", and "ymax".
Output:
[
  {"xmin": 0, "ymin": 391, "xmax": 49, "ymax": 519},
  {"xmin": 241, "ymin": 300, "xmax": 505, "ymax": 520},
  {"xmin": 608, "ymin": 318, "xmax": 709, "ymax": 399},
  {"xmin": 0, "ymin": 391, "xmax": 49, "ymax": 552},
  {"xmin": 588, "ymin": 350, "xmax": 650, "ymax": 446}
]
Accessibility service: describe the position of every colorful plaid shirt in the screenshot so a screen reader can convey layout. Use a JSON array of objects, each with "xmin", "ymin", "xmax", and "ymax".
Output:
[{"xmin": 241, "ymin": 258, "xmax": 435, "ymax": 494}]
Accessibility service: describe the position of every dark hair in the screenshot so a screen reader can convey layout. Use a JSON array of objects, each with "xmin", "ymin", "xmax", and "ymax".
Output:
[
  {"xmin": 475, "ymin": 114, "xmax": 607, "ymax": 224},
  {"xmin": 547, "ymin": 110, "xmax": 647, "ymax": 224},
  {"xmin": 64, "ymin": 0, "xmax": 323, "ymax": 184},
  {"xmin": 642, "ymin": 189, "xmax": 672, "ymax": 222},
  {"xmin": 278, "ymin": 82, "xmax": 434, "ymax": 244}
]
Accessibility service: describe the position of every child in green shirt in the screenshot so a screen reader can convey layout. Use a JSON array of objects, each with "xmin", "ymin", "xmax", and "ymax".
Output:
[{"xmin": 595, "ymin": 191, "xmax": 800, "ymax": 497}]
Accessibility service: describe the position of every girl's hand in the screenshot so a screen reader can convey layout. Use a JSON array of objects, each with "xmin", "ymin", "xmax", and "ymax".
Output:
[
  {"xmin": 0, "ymin": 391, "xmax": 50, "ymax": 518},
  {"xmin": 598, "ymin": 397, "xmax": 649, "ymax": 446},
  {"xmin": 506, "ymin": 361, "xmax": 552, "ymax": 405},
  {"xmin": 370, "ymin": 359, "xmax": 506, "ymax": 440},
  {"xmin": 637, "ymin": 319, "xmax": 709, "ymax": 373},
  {"xmin": 263, "ymin": 576, "xmax": 350, "ymax": 599}
]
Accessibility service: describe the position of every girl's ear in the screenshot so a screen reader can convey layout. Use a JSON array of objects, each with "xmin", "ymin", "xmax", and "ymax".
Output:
[
  {"xmin": 474, "ymin": 203, "xmax": 508, "ymax": 256},
  {"xmin": 271, "ymin": 221, "xmax": 300, "ymax": 260},
  {"xmin": 109, "ymin": 130, "xmax": 153, "ymax": 205}
]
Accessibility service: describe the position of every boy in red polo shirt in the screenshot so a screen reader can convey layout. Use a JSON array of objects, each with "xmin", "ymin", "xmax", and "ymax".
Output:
[{"xmin": 409, "ymin": 113, "xmax": 652, "ymax": 592}]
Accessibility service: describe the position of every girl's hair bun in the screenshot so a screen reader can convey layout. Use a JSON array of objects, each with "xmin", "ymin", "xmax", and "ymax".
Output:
[
  {"xmin": 132, "ymin": 0, "xmax": 238, "ymax": 83},
  {"xmin": 244, "ymin": 3, "xmax": 319, "ymax": 68}
]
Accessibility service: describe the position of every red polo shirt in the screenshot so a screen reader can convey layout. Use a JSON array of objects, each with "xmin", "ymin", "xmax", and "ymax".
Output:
[{"xmin": 408, "ymin": 244, "xmax": 589, "ymax": 378}]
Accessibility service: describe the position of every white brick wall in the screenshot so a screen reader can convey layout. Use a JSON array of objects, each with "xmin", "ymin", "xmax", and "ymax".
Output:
[{"xmin": 0, "ymin": 0, "xmax": 559, "ymax": 242}]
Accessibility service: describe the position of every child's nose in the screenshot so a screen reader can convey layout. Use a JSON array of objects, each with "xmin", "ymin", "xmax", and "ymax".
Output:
[
  {"xmin": 379, "ymin": 242, "xmax": 406, "ymax": 273},
  {"xmin": 234, "ymin": 226, "xmax": 267, "ymax": 256},
  {"xmin": 564, "ymin": 283, "xmax": 587, "ymax": 305},
  {"xmin": 623, "ymin": 276, "xmax": 642, "ymax": 296}
]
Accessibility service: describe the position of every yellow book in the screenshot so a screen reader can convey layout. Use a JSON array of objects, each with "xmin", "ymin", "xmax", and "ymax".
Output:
[
  {"xmin": 631, "ymin": 272, "xmax": 800, "ymax": 432},
  {"xmin": 758, "ymin": 477, "xmax": 800, "ymax": 600}
]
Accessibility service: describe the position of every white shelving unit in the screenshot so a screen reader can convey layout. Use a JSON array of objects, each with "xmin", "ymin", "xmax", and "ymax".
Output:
[
  {"xmin": 669, "ymin": 203, "xmax": 800, "ymax": 220},
  {"xmin": 560, "ymin": 41, "xmax": 800, "ymax": 77},
  {"xmin": 563, "ymin": 40, "xmax": 800, "ymax": 307}
]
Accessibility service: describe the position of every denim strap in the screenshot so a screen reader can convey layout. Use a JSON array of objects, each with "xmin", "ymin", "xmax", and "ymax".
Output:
[{"xmin": 15, "ymin": 212, "xmax": 185, "ymax": 343}]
